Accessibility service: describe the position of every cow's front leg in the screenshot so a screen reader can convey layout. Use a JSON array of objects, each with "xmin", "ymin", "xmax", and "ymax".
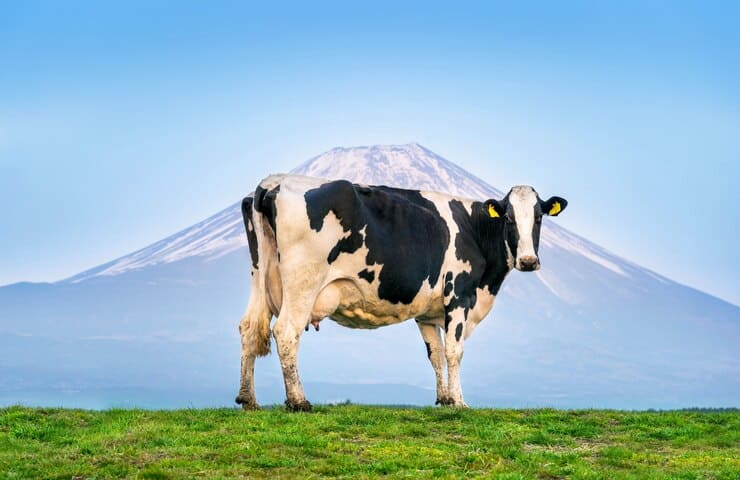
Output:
[
  {"xmin": 416, "ymin": 321, "xmax": 451, "ymax": 406},
  {"xmin": 443, "ymin": 307, "xmax": 468, "ymax": 408},
  {"xmin": 272, "ymin": 307, "xmax": 312, "ymax": 412}
]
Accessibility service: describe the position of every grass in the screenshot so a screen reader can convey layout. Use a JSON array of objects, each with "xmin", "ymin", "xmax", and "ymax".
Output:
[{"xmin": 0, "ymin": 405, "xmax": 738, "ymax": 479}]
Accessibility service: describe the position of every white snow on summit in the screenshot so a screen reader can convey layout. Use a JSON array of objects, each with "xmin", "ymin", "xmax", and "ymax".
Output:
[{"xmin": 292, "ymin": 143, "xmax": 504, "ymax": 200}]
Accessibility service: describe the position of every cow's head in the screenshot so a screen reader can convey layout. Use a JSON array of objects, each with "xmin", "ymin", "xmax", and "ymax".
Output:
[{"xmin": 485, "ymin": 186, "xmax": 567, "ymax": 272}]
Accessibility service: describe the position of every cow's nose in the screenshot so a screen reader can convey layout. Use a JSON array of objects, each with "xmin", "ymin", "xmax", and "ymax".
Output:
[{"xmin": 518, "ymin": 256, "xmax": 539, "ymax": 271}]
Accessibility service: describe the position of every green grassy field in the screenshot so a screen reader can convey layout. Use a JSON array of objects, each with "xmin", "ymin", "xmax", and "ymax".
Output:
[{"xmin": 0, "ymin": 405, "xmax": 737, "ymax": 479}]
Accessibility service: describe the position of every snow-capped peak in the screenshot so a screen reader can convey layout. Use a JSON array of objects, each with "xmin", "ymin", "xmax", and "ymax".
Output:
[{"xmin": 292, "ymin": 143, "xmax": 504, "ymax": 200}]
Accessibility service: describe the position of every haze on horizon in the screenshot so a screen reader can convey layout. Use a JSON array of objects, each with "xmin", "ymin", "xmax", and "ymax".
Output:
[{"xmin": 1, "ymin": 1, "xmax": 738, "ymax": 305}]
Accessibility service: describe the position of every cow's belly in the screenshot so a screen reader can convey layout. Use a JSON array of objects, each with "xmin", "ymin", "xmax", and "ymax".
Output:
[{"xmin": 312, "ymin": 278, "xmax": 443, "ymax": 329}]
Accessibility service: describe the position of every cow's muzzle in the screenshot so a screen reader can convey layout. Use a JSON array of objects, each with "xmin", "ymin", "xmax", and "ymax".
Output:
[{"xmin": 516, "ymin": 255, "xmax": 540, "ymax": 272}]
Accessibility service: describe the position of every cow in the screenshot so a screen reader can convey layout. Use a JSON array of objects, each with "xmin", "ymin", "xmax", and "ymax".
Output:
[{"xmin": 235, "ymin": 174, "xmax": 567, "ymax": 411}]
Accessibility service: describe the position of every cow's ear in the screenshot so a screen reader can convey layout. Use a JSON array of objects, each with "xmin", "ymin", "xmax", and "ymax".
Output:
[
  {"xmin": 541, "ymin": 196, "xmax": 568, "ymax": 216},
  {"xmin": 484, "ymin": 199, "xmax": 505, "ymax": 219}
]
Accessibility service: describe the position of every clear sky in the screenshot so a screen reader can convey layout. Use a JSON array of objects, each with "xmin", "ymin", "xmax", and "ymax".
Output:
[{"xmin": 1, "ymin": 1, "xmax": 738, "ymax": 305}]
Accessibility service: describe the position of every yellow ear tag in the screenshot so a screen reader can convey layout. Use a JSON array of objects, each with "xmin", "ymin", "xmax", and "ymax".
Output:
[
  {"xmin": 549, "ymin": 201, "xmax": 561, "ymax": 216},
  {"xmin": 488, "ymin": 204, "xmax": 499, "ymax": 218}
]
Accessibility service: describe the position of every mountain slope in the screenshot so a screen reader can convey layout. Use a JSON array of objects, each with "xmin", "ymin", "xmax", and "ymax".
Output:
[{"xmin": 2, "ymin": 143, "xmax": 738, "ymax": 409}]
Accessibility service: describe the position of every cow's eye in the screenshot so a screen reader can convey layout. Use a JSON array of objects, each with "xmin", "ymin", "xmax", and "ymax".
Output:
[{"xmin": 504, "ymin": 213, "xmax": 514, "ymax": 224}]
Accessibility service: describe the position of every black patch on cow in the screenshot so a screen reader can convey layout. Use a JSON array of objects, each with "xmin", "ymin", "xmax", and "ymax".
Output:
[
  {"xmin": 254, "ymin": 184, "xmax": 280, "ymax": 234},
  {"xmin": 358, "ymin": 268, "xmax": 375, "ymax": 283},
  {"xmin": 424, "ymin": 341, "xmax": 432, "ymax": 359},
  {"xmin": 328, "ymin": 229, "xmax": 364, "ymax": 264},
  {"xmin": 531, "ymin": 201, "xmax": 543, "ymax": 255},
  {"xmin": 455, "ymin": 323, "xmax": 463, "ymax": 342},
  {"xmin": 443, "ymin": 271, "xmax": 454, "ymax": 296},
  {"xmin": 449, "ymin": 199, "xmax": 512, "ymax": 296},
  {"xmin": 305, "ymin": 180, "xmax": 450, "ymax": 305},
  {"xmin": 443, "ymin": 280, "xmax": 453, "ymax": 297},
  {"xmin": 442, "ymin": 199, "xmax": 518, "ymax": 331},
  {"xmin": 241, "ymin": 196, "xmax": 259, "ymax": 270}
]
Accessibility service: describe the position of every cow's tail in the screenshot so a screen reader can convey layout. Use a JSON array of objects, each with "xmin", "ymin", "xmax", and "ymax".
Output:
[
  {"xmin": 241, "ymin": 195, "xmax": 272, "ymax": 357},
  {"xmin": 241, "ymin": 196, "xmax": 259, "ymax": 271}
]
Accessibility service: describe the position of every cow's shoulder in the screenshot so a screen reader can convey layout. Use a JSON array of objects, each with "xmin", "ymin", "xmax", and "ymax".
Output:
[
  {"xmin": 447, "ymin": 197, "xmax": 510, "ymax": 296},
  {"xmin": 448, "ymin": 199, "xmax": 484, "ymax": 254}
]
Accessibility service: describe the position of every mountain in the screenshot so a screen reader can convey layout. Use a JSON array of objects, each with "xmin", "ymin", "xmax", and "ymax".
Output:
[
  {"xmin": 1, "ymin": 143, "xmax": 738, "ymax": 409},
  {"xmin": 65, "ymin": 144, "xmax": 505, "ymax": 283}
]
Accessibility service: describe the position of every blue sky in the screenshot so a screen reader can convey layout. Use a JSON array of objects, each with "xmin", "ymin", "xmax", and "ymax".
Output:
[{"xmin": 1, "ymin": 1, "xmax": 738, "ymax": 304}]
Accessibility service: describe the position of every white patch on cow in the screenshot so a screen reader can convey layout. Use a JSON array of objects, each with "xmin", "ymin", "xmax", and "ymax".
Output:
[
  {"xmin": 504, "ymin": 239, "xmax": 515, "ymax": 270},
  {"xmin": 464, "ymin": 287, "xmax": 496, "ymax": 339},
  {"xmin": 322, "ymin": 210, "xmax": 351, "ymax": 242},
  {"xmin": 509, "ymin": 185, "xmax": 539, "ymax": 265}
]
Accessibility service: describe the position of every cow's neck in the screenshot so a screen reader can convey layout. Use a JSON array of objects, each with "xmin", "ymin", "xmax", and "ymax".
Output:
[{"xmin": 471, "ymin": 203, "xmax": 514, "ymax": 295}]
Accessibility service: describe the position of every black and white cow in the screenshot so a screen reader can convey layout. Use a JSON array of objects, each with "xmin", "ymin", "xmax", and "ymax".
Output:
[{"xmin": 236, "ymin": 174, "xmax": 567, "ymax": 411}]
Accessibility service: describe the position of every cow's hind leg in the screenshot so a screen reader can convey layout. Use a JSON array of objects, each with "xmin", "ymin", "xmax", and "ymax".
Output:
[
  {"xmin": 416, "ymin": 321, "xmax": 452, "ymax": 406},
  {"xmin": 235, "ymin": 287, "xmax": 272, "ymax": 410},
  {"xmin": 273, "ymin": 299, "xmax": 314, "ymax": 412}
]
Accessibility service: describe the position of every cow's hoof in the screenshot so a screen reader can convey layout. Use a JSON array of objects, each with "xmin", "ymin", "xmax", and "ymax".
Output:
[
  {"xmin": 435, "ymin": 396, "xmax": 455, "ymax": 406},
  {"xmin": 240, "ymin": 402, "xmax": 259, "ymax": 411},
  {"xmin": 285, "ymin": 399, "xmax": 312, "ymax": 412},
  {"xmin": 235, "ymin": 395, "xmax": 259, "ymax": 411}
]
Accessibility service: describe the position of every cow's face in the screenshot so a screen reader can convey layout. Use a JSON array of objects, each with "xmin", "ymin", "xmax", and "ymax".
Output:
[{"xmin": 486, "ymin": 186, "xmax": 567, "ymax": 272}]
